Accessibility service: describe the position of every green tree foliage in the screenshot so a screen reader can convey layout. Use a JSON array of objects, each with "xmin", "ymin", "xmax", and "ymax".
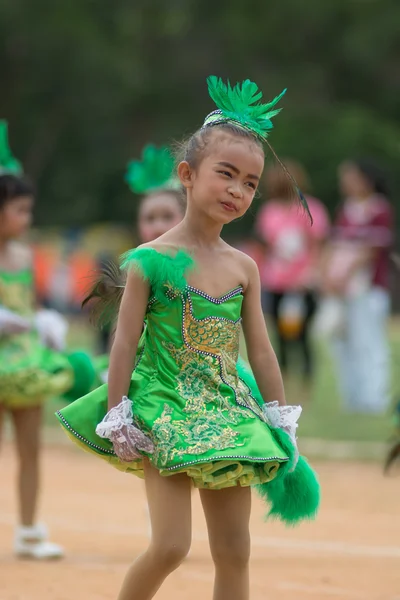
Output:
[{"xmin": 0, "ymin": 0, "xmax": 399, "ymax": 228}]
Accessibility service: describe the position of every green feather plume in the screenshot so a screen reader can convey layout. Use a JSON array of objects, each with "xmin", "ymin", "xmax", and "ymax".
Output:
[
  {"xmin": 204, "ymin": 76, "xmax": 286, "ymax": 141},
  {"xmin": 0, "ymin": 120, "xmax": 23, "ymax": 175},
  {"xmin": 125, "ymin": 144, "xmax": 180, "ymax": 194}
]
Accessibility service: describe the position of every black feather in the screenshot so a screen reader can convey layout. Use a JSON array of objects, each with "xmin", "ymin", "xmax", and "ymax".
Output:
[
  {"xmin": 265, "ymin": 140, "xmax": 313, "ymax": 225},
  {"xmin": 82, "ymin": 261, "xmax": 126, "ymax": 329}
]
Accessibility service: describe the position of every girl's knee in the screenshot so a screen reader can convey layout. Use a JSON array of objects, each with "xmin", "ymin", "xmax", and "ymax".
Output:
[
  {"xmin": 150, "ymin": 538, "xmax": 191, "ymax": 571},
  {"xmin": 211, "ymin": 532, "xmax": 250, "ymax": 569}
]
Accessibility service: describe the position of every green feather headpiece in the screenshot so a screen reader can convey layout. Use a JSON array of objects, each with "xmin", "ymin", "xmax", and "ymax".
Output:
[
  {"xmin": 0, "ymin": 120, "xmax": 23, "ymax": 175},
  {"xmin": 202, "ymin": 76, "xmax": 313, "ymax": 223},
  {"xmin": 203, "ymin": 76, "xmax": 286, "ymax": 142},
  {"xmin": 125, "ymin": 144, "xmax": 180, "ymax": 195}
]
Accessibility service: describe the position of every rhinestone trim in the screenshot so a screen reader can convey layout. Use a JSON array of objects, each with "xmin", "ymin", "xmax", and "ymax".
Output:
[
  {"xmin": 186, "ymin": 285, "xmax": 243, "ymax": 304},
  {"xmin": 148, "ymin": 285, "xmax": 243, "ymax": 309},
  {"xmin": 56, "ymin": 411, "xmax": 116, "ymax": 455},
  {"xmin": 166, "ymin": 453, "xmax": 289, "ymax": 471}
]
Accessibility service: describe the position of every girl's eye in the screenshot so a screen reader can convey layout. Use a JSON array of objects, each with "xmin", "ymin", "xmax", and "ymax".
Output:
[
  {"xmin": 218, "ymin": 170, "xmax": 232, "ymax": 178},
  {"xmin": 245, "ymin": 182, "xmax": 256, "ymax": 190}
]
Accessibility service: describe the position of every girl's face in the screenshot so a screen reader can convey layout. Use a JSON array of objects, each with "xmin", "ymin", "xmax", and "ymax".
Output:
[
  {"xmin": 138, "ymin": 192, "xmax": 184, "ymax": 243},
  {"xmin": 338, "ymin": 162, "xmax": 373, "ymax": 199},
  {"xmin": 182, "ymin": 133, "xmax": 264, "ymax": 224},
  {"xmin": 0, "ymin": 195, "xmax": 33, "ymax": 239}
]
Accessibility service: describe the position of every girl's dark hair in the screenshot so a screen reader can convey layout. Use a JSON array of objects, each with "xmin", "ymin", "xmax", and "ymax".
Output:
[
  {"xmin": 352, "ymin": 158, "xmax": 390, "ymax": 198},
  {"xmin": 0, "ymin": 173, "xmax": 35, "ymax": 209},
  {"xmin": 176, "ymin": 123, "xmax": 264, "ymax": 169},
  {"xmin": 143, "ymin": 187, "xmax": 186, "ymax": 213}
]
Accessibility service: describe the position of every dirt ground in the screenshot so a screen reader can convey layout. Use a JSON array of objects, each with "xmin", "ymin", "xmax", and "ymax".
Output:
[{"xmin": 1, "ymin": 442, "xmax": 400, "ymax": 600}]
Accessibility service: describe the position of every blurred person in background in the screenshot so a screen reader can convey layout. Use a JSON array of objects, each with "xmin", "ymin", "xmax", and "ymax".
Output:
[
  {"xmin": 86, "ymin": 144, "xmax": 185, "ymax": 353},
  {"xmin": 0, "ymin": 122, "xmax": 97, "ymax": 559},
  {"xmin": 254, "ymin": 160, "xmax": 330, "ymax": 395},
  {"xmin": 320, "ymin": 158, "xmax": 394, "ymax": 414}
]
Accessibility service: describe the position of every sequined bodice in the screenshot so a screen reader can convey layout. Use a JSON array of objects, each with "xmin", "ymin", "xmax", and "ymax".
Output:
[
  {"xmin": 0, "ymin": 269, "xmax": 34, "ymax": 316},
  {"xmin": 141, "ymin": 285, "xmax": 243, "ymax": 373}
]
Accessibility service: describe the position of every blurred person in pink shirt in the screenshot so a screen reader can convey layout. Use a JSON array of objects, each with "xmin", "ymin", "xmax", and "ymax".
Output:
[
  {"xmin": 321, "ymin": 159, "xmax": 394, "ymax": 413},
  {"xmin": 255, "ymin": 160, "xmax": 330, "ymax": 387}
]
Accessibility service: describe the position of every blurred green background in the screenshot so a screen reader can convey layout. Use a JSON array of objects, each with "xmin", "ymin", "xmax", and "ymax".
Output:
[{"xmin": 1, "ymin": 0, "xmax": 399, "ymax": 231}]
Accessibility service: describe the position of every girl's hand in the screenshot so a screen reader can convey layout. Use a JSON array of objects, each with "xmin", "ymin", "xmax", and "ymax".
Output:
[
  {"xmin": 96, "ymin": 396, "xmax": 154, "ymax": 462},
  {"xmin": 0, "ymin": 307, "xmax": 31, "ymax": 335},
  {"xmin": 34, "ymin": 309, "xmax": 68, "ymax": 350},
  {"xmin": 109, "ymin": 424, "xmax": 154, "ymax": 462},
  {"xmin": 262, "ymin": 401, "xmax": 302, "ymax": 471}
]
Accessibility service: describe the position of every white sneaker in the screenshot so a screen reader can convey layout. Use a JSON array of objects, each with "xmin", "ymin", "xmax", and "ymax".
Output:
[{"xmin": 14, "ymin": 524, "xmax": 64, "ymax": 560}]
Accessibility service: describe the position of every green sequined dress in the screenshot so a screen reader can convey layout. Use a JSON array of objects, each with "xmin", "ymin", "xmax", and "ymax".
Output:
[
  {"xmin": 56, "ymin": 247, "xmax": 299, "ymax": 491},
  {"xmin": 0, "ymin": 269, "xmax": 75, "ymax": 408}
]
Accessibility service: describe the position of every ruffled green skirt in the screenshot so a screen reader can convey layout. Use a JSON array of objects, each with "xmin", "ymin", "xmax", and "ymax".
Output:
[
  {"xmin": 56, "ymin": 386, "xmax": 287, "ymax": 489},
  {"xmin": 56, "ymin": 360, "xmax": 320, "ymax": 524}
]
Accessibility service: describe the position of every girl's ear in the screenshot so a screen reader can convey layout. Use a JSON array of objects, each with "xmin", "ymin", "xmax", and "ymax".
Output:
[{"xmin": 177, "ymin": 161, "xmax": 195, "ymax": 189}]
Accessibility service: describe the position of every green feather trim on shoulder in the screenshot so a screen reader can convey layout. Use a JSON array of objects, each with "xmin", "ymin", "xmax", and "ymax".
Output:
[{"xmin": 120, "ymin": 247, "xmax": 195, "ymax": 304}]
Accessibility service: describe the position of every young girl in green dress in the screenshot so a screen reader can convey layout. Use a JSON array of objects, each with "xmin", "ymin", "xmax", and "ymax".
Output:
[
  {"xmin": 57, "ymin": 77, "xmax": 319, "ymax": 600},
  {"xmin": 0, "ymin": 121, "xmax": 97, "ymax": 559}
]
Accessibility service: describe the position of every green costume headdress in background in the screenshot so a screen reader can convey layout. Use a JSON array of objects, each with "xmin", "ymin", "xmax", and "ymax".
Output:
[
  {"xmin": 0, "ymin": 120, "xmax": 23, "ymax": 175},
  {"xmin": 202, "ymin": 76, "xmax": 312, "ymax": 222},
  {"xmin": 125, "ymin": 144, "xmax": 180, "ymax": 195}
]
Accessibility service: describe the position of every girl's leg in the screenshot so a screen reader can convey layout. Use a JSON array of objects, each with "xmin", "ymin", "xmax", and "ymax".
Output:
[
  {"xmin": 11, "ymin": 404, "xmax": 63, "ymax": 559},
  {"xmin": 200, "ymin": 485, "xmax": 251, "ymax": 600},
  {"xmin": 11, "ymin": 405, "xmax": 42, "ymax": 526},
  {"xmin": 117, "ymin": 460, "xmax": 192, "ymax": 600},
  {"xmin": 298, "ymin": 292, "xmax": 317, "ymax": 382},
  {"xmin": 271, "ymin": 292, "xmax": 288, "ymax": 374}
]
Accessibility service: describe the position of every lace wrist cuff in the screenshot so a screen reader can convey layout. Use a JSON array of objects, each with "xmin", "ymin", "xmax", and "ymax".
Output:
[
  {"xmin": 262, "ymin": 401, "xmax": 302, "ymax": 437},
  {"xmin": 96, "ymin": 397, "xmax": 133, "ymax": 439}
]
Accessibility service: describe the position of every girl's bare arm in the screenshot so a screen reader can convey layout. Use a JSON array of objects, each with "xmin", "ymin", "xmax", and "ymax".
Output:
[
  {"xmin": 107, "ymin": 269, "xmax": 149, "ymax": 410},
  {"xmin": 241, "ymin": 256, "xmax": 286, "ymax": 406}
]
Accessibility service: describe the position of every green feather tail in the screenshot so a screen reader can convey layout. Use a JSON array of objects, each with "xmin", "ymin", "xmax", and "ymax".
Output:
[
  {"xmin": 237, "ymin": 358, "xmax": 320, "ymax": 524},
  {"xmin": 0, "ymin": 120, "xmax": 23, "ymax": 175},
  {"xmin": 256, "ymin": 427, "xmax": 320, "ymax": 526},
  {"xmin": 62, "ymin": 351, "xmax": 97, "ymax": 403}
]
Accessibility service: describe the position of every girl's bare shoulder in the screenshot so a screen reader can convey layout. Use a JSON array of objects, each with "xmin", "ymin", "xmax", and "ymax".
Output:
[{"xmin": 222, "ymin": 243, "xmax": 259, "ymax": 291}]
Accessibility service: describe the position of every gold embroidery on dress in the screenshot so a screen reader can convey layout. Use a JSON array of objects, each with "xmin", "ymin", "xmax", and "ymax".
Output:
[
  {"xmin": 182, "ymin": 296, "xmax": 240, "ymax": 363},
  {"xmin": 151, "ymin": 403, "xmax": 243, "ymax": 467},
  {"xmin": 151, "ymin": 291, "xmax": 265, "ymax": 467}
]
